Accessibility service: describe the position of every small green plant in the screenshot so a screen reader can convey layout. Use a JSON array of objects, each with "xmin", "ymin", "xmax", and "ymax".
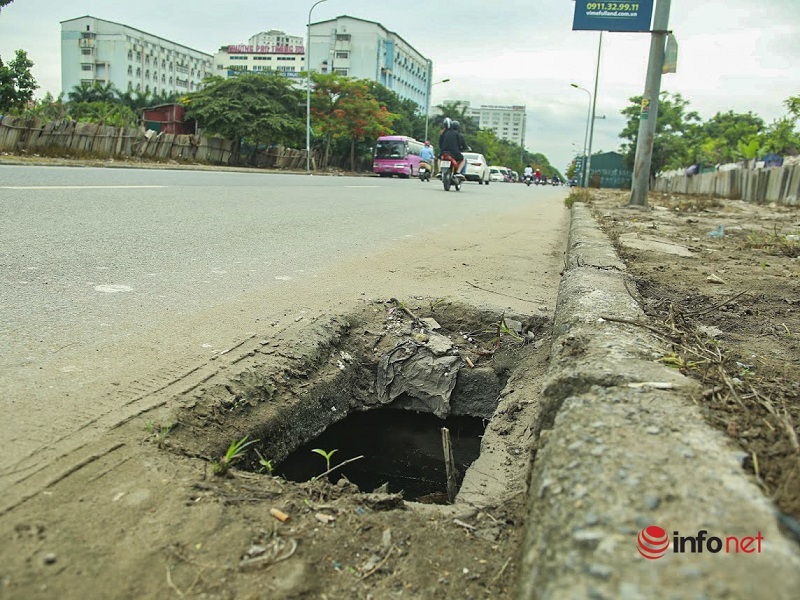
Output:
[
  {"xmin": 428, "ymin": 297, "xmax": 448, "ymax": 312},
  {"xmin": 255, "ymin": 449, "xmax": 275, "ymax": 476},
  {"xmin": 211, "ymin": 435, "xmax": 260, "ymax": 476},
  {"xmin": 311, "ymin": 448, "xmax": 338, "ymax": 473},
  {"xmin": 657, "ymin": 353, "xmax": 705, "ymax": 371},
  {"xmin": 143, "ymin": 421, "xmax": 174, "ymax": 447}
]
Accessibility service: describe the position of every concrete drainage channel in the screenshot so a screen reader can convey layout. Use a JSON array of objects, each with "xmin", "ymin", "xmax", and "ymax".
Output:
[{"xmin": 170, "ymin": 300, "xmax": 551, "ymax": 514}]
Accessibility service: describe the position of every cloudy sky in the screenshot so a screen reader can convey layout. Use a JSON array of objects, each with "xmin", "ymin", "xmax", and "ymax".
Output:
[{"xmin": 2, "ymin": 0, "xmax": 798, "ymax": 171}]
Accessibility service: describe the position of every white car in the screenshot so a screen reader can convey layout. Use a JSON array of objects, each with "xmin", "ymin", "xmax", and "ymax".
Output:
[
  {"xmin": 488, "ymin": 167, "xmax": 505, "ymax": 182},
  {"xmin": 463, "ymin": 152, "xmax": 490, "ymax": 184}
]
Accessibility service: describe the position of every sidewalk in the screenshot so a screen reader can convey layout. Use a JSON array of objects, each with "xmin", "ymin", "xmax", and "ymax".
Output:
[{"xmin": 516, "ymin": 203, "xmax": 800, "ymax": 599}]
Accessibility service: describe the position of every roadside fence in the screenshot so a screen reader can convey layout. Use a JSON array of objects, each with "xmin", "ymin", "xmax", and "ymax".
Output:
[
  {"xmin": 0, "ymin": 116, "xmax": 318, "ymax": 170},
  {"xmin": 654, "ymin": 163, "xmax": 800, "ymax": 206}
]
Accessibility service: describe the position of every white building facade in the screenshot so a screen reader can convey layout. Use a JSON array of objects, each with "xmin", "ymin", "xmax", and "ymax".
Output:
[
  {"xmin": 465, "ymin": 103, "xmax": 527, "ymax": 147},
  {"xmin": 307, "ymin": 15, "xmax": 432, "ymax": 110},
  {"xmin": 212, "ymin": 30, "xmax": 305, "ymax": 80},
  {"xmin": 60, "ymin": 15, "xmax": 213, "ymax": 97}
]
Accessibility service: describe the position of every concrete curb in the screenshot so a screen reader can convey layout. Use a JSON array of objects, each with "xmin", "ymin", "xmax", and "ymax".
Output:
[{"xmin": 516, "ymin": 203, "xmax": 800, "ymax": 599}]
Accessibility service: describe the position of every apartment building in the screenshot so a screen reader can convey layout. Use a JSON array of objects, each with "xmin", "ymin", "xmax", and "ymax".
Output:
[
  {"xmin": 464, "ymin": 103, "xmax": 527, "ymax": 146},
  {"xmin": 61, "ymin": 16, "xmax": 213, "ymax": 97},
  {"xmin": 307, "ymin": 15, "xmax": 432, "ymax": 110},
  {"xmin": 213, "ymin": 30, "xmax": 305, "ymax": 79}
]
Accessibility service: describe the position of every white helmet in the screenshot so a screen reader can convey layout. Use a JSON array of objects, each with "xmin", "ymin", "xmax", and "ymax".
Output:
[{"xmin": 442, "ymin": 117, "xmax": 452, "ymax": 130}]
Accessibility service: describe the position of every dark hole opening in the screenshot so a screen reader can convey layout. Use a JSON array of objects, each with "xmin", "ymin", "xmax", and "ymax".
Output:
[{"xmin": 276, "ymin": 408, "xmax": 485, "ymax": 502}]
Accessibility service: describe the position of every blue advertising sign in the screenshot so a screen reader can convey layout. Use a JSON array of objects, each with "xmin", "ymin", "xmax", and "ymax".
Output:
[{"xmin": 573, "ymin": 1, "xmax": 655, "ymax": 32}]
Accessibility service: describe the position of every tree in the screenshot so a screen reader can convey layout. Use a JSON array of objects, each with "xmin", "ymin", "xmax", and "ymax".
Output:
[
  {"xmin": 0, "ymin": 49, "xmax": 38, "ymax": 113},
  {"xmin": 695, "ymin": 110, "xmax": 764, "ymax": 164},
  {"xmin": 183, "ymin": 73, "xmax": 304, "ymax": 153},
  {"xmin": 364, "ymin": 81, "xmax": 424, "ymax": 140},
  {"xmin": 619, "ymin": 92, "xmax": 700, "ymax": 177},
  {"xmin": 0, "ymin": 0, "xmax": 15, "ymax": 13},
  {"xmin": 68, "ymin": 82, "xmax": 118, "ymax": 104},
  {"xmin": 67, "ymin": 101, "xmax": 139, "ymax": 128},
  {"xmin": 310, "ymin": 73, "xmax": 398, "ymax": 169}
]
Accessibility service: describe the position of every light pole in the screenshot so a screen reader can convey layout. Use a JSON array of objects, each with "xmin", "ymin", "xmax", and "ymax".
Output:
[
  {"xmin": 306, "ymin": 0, "xmax": 330, "ymax": 173},
  {"xmin": 570, "ymin": 83, "xmax": 591, "ymax": 187},
  {"xmin": 424, "ymin": 78, "xmax": 450, "ymax": 142},
  {"xmin": 585, "ymin": 31, "xmax": 603, "ymax": 189}
]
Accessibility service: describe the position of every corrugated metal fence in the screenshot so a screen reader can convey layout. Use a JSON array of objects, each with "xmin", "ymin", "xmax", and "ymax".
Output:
[
  {"xmin": 0, "ymin": 116, "xmax": 316, "ymax": 169},
  {"xmin": 654, "ymin": 165, "xmax": 800, "ymax": 206}
]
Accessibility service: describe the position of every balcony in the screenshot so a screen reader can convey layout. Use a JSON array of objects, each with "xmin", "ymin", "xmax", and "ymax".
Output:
[{"xmin": 78, "ymin": 38, "xmax": 95, "ymax": 48}]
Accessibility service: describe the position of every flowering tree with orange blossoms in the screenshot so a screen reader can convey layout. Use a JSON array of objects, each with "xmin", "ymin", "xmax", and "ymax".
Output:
[{"xmin": 310, "ymin": 73, "xmax": 398, "ymax": 169}]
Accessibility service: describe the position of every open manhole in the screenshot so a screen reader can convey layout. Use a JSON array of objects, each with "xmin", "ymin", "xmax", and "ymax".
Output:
[
  {"xmin": 170, "ymin": 300, "xmax": 550, "ymax": 505},
  {"xmin": 276, "ymin": 408, "xmax": 485, "ymax": 502}
]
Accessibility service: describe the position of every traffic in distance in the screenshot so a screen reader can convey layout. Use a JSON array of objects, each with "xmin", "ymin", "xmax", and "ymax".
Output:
[{"xmin": 371, "ymin": 134, "xmax": 571, "ymax": 188}]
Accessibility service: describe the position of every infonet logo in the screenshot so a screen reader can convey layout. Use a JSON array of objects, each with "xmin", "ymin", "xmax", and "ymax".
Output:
[{"xmin": 637, "ymin": 526, "xmax": 764, "ymax": 560}]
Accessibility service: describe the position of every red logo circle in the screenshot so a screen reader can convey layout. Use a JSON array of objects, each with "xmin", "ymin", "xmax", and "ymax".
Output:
[{"xmin": 637, "ymin": 526, "xmax": 669, "ymax": 560}]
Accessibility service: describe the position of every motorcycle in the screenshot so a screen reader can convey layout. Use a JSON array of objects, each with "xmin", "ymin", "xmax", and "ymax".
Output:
[
  {"xmin": 523, "ymin": 174, "xmax": 533, "ymax": 187},
  {"xmin": 419, "ymin": 161, "xmax": 432, "ymax": 182},
  {"xmin": 439, "ymin": 152, "xmax": 462, "ymax": 192}
]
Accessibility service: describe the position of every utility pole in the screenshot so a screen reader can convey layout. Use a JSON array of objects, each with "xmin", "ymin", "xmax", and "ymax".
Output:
[
  {"xmin": 584, "ymin": 31, "xmax": 603, "ymax": 188},
  {"xmin": 628, "ymin": 0, "xmax": 673, "ymax": 207}
]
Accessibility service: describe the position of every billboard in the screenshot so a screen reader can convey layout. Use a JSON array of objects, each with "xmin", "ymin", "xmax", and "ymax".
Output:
[{"xmin": 573, "ymin": 1, "xmax": 655, "ymax": 32}]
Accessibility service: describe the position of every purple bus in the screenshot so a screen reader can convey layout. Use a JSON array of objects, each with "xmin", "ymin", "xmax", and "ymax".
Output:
[{"xmin": 372, "ymin": 135, "xmax": 424, "ymax": 178}]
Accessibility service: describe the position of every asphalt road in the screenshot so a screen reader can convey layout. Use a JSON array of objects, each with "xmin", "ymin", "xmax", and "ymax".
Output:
[{"xmin": 0, "ymin": 164, "xmax": 568, "ymax": 499}]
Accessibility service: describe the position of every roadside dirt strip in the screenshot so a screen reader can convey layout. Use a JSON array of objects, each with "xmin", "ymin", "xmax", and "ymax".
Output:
[{"xmin": 515, "ymin": 203, "xmax": 800, "ymax": 599}]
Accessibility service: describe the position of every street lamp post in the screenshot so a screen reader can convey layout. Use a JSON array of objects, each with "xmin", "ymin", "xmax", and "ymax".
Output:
[
  {"xmin": 306, "ymin": 0, "xmax": 330, "ymax": 173},
  {"xmin": 585, "ymin": 31, "xmax": 603, "ymax": 189},
  {"xmin": 570, "ymin": 83, "xmax": 591, "ymax": 187},
  {"xmin": 424, "ymin": 78, "xmax": 450, "ymax": 142}
]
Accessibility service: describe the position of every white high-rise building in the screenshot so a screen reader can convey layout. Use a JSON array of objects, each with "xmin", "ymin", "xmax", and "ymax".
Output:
[
  {"xmin": 465, "ymin": 103, "xmax": 527, "ymax": 147},
  {"xmin": 212, "ymin": 30, "xmax": 305, "ymax": 79},
  {"xmin": 60, "ymin": 15, "xmax": 213, "ymax": 97},
  {"xmin": 307, "ymin": 15, "xmax": 432, "ymax": 110}
]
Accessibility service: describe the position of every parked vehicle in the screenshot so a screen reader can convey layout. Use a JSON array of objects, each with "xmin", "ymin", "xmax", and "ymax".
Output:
[
  {"xmin": 418, "ymin": 161, "xmax": 432, "ymax": 182},
  {"xmin": 440, "ymin": 152, "xmax": 463, "ymax": 192},
  {"xmin": 488, "ymin": 167, "xmax": 505, "ymax": 182},
  {"xmin": 510, "ymin": 171, "xmax": 519, "ymax": 183},
  {"xmin": 569, "ymin": 178, "xmax": 578, "ymax": 187},
  {"xmin": 462, "ymin": 152, "xmax": 490, "ymax": 185},
  {"xmin": 497, "ymin": 167, "xmax": 513, "ymax": 182},
  {"xmin": 551, "ymin": 176, "xmax": 561, "ymax": 186},
  {"xmin": 372, "ymin": 135, "xmax": 424, "ymax": 178}
]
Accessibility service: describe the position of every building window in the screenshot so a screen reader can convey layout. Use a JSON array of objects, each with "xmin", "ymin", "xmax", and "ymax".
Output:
[
  {"xmin": 81, "ymin": 48, "xmax": 92, "ymax": 55},
  {"xmin": 335, "ymin": 34, "xmax": 351, "ymax": 41},
  {"xmin": 333, "ymin": 68, "xmax": 349, "ymax": 75},
  {"xmin": 81, "ymin": 64, "xmax": 92, "ymax": 71},
  {"xmin": 128, "ymin": 66, "xmax": 133, "ymax": 75},
  {"xmin": 335, "ymin": 51, "xmax": 349, "ymax": 59}
]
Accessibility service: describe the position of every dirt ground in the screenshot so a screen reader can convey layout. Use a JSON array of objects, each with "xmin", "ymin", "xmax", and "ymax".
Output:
[{"xmin": 584, "ymin": 189, "xmax": 800, "ymax": 523}]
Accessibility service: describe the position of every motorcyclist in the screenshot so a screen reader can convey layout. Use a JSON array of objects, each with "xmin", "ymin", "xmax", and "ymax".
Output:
[
  {"xmin": 438, "ymin": 118, "xmax": 468, "ymax": 178},
  {"xmin": 534, "ymin": 167, "xmax": 542, "ymax": 183},
  {"xmin": 419, "ymin": 140, "xmax": 435, "ymax": 174},
  {"xmin": 523, "ymin": 164, "xmax": 533, "ymax": 181}
]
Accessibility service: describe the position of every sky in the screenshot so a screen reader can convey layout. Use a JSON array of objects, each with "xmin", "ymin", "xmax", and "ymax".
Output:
[{"xmin": 1, "ymin": 0, "xmax": 799, "ymax": 172}]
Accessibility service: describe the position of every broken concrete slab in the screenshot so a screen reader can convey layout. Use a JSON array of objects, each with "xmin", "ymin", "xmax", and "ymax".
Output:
[{"xmin": 618, "ymin": 232, "xmax": 695, "ymax": 257}]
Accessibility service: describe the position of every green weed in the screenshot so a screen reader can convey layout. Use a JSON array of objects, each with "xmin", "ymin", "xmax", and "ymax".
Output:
[{"xmin": 211, "ymin": 435, "xmax": 260, "ymax": 476}]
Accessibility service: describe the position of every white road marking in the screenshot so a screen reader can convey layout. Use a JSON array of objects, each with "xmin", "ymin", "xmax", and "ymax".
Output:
[
  {"xmin": 94, "ymin": 284, "xmax": 133, "ymax": 293},
  {"xmin": 1, "ymin": 185, "xmax": 168, "ymax": 190},
  {"xmin": 345, "ymin": 185, "xmax": 381, "ymax": 188}
]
